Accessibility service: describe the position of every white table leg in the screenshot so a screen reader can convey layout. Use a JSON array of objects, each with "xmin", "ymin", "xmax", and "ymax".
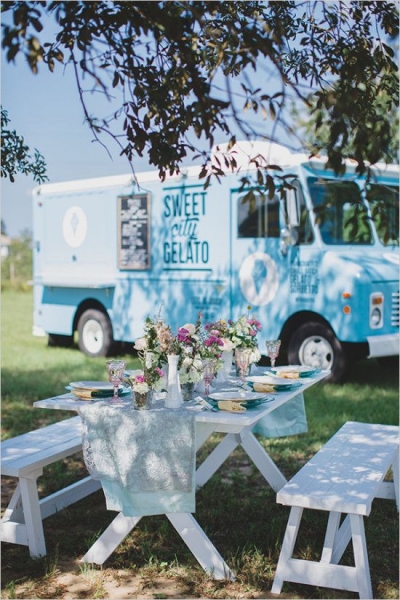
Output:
[
  {"xmin": 19, "ymin": 473, "xmax": 47, "ymax": 558},
  {"xmin": 81, "ymin": 513, "xmax": 141, "ymax": 565},
  {"xmin": 271, "ymin": 506, "xmax": 303, "ymax": 594},
  {"xmin": 196, "ymin": 433, "xmax": 239, "ymax": 488},
  {"xmin": 350, "ymin": 514, "xmax": 373, "ymax": 600},
  {"xmin": 166, "ymin": 512, "xmax": 235, "ymax": 581},
  {"xmin": 240, "ymin": 431, "xmax": 287, "ymax": 492},
  {"xmin": 321, "ymin": 511, "xmax": 341, "ymax": 563}
]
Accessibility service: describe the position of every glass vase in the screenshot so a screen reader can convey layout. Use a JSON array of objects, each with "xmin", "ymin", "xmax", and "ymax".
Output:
[
  {"xmin": 165, "ymin": 354, "xmax": 183, "ymax": 408},
  {"xmin": 181, "ymin": 381, "xmax": 194, "ymax": 401},
  {"xmin": 217, "ymin": 349, "xmax": 234, "ymax": 381},
  {"xmin": 133, "ymin": 390, "xmax": 152, "ymax": 410}
]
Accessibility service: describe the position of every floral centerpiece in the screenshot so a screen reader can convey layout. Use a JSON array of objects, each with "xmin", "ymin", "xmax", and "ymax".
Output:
[
  {"xmin": 174, "ymin": 321, "xmax": 204, "ymax": 385},
  {"xmin": 200, "ymin": 328, "xmax": 225, "ymax": 366},
  {"xmin": 205, "ymin": 306, "xmax": 262, "ymax": 366},
  {"xmin": 134, "ymin": 312, "xmax": 172, "ymax": 370},
  {"xmin": 127, "ymin": 366, "xmax": 166, "ymax": 393}
]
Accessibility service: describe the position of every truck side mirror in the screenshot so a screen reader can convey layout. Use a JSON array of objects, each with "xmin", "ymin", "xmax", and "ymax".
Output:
[
  {"xmin": 280, "ymin": 226, "xmax": 299, "ymax": 256},
  {"xmin": 286, "ymin": 189, "xmax": 300, "ymax": 226}
]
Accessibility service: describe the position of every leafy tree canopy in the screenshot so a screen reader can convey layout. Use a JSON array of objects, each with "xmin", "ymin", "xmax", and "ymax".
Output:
[
  {"xmin": 1, "ymin": 108, "xmax": 48, "ymax": 183},
  {"xmin": 2, "ymin": 0, "xmax": 398, "ymax": 186}
]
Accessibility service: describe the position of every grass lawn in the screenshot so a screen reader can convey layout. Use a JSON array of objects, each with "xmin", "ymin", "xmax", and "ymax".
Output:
[{"xmin": 1, "ymin": 290, "xmax": 399, "ymax": 599}]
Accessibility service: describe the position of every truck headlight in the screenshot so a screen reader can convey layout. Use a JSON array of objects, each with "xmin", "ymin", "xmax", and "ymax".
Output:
[{"xmin": 369, "ymin": 293, "xmax": 384, "ymax": 329}]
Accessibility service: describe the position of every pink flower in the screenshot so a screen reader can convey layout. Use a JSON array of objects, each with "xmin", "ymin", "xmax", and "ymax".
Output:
[{"xmin": 177, "ymin": 327, "xmax": 190, "ymax": 342}]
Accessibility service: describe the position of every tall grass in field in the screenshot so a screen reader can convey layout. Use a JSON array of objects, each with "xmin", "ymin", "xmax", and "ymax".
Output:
[{"xmin": 1, "ymin": 290, "xmax": 399, "ymax": 599}]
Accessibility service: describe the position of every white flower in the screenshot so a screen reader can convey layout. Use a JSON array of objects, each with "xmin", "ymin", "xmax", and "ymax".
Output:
[
  {"xmin": 250, "ymin": 348, "xmax": 261, "ymax": 364},
  {"xmin": 180, "ymin": 369, "xmax": 202, "ymax": 384},
  {"xmin": 152, "ymin": 376, "xmax": 167, "ymax": 391},
  {"xmin": 181, "ymin": 323, "xmax": 196, "ymax": 335},
  {"xmin": 230, "ymin": 335, "xmax": 242, "ymax": 348},
  {"xmin": 181, "ymin": 356, "xmax": 193, "ymax": 368},
  {"xmin": 134, "ymin": 337, "xmax": 147, "ymax": 351},
  {"xmin": 221, "ymin": 337, "xmax": 234, "ymax": 351},
  {"xmin": 131, "ymin": 381, "xmax": 150, "ymax": 394}
]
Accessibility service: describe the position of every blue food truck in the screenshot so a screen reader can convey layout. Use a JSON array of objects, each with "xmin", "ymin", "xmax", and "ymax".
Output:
[{"xmin": 32, "ymin": 141, "xmax": 399, "ymax": 382}]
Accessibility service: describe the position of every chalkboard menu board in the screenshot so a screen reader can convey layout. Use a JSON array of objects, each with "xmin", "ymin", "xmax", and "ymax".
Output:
[{"xmin": 118, "ymin": 194, "xmax": 151, "ymax": 270}]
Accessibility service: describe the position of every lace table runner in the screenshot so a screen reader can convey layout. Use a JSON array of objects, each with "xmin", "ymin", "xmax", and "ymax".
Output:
[{"xmin": 78, "ymin": 402, "xmax": 196, "ymax": 516}]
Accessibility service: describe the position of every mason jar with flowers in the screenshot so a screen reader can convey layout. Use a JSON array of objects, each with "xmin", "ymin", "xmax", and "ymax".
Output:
[
  {"xmin": 203, "ymin": 319, "xmax": 236, "ymax": 380},
  {"xmin": 194, "ymin": 329, "xmax": 224, "ymax": 393},
  {"xmin": 174, "ymin": 321, "xmax": 204, "ymax": 400},
  {"xmin": 127, "ymin": 367, "xmax": 166, "ymax": 410},
  {"xmin": 227, "ymin": 307, "xmax": 262, "ymax": 376}
]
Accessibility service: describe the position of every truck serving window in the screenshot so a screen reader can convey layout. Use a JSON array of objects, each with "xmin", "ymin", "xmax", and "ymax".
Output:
[
  {"xmin": 286, "ymin": 181, "xmax": 314, "ymax": 245},
  {"xmin": 366, "ymin": 184, "xmax": 399, "ymax": 246},
  {"xmin": 308, "ymin": 178, "xmax": 373, "ymax": 245},
  {"xmin": 237, "ymin": 192, "xmax": 280, "ymax": 238}
]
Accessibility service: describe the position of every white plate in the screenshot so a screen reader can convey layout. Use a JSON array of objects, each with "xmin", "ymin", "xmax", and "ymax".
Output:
[
  {"xmin": 270, "ymin": 365, "xmax": 320, "ymax": 377},
  {"xmin": 68, "ymin": 381, "xmax": 118, "ymax": 391},
  {"xmin": 208, "ymin": 391, "xmax": 267, "ymax": 402},
  {"xmin": 246, "ymin": 375, "xmax": 298, "ymax": 386}
]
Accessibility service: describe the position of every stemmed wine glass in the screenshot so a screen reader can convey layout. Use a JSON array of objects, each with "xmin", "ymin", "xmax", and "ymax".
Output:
[
  {"xmin": 235, "ymin": 347, "xmax": 252, "ymax": 382},
  {"xmin": 106, "ymin": 359, "xmax": 126, "ymax": 405},
  {"xmin": 265, "ymin": 340, "xmax": 281, "ymax": 369},
  {"xmin": 202, "ymin": 359, "xmax": 216, "ymax": 396}
]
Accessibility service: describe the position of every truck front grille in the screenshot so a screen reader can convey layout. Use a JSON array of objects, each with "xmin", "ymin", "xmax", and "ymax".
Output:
[{"xmin": 391, "ymin": 291, "xmax": 399, "ymax": 327}]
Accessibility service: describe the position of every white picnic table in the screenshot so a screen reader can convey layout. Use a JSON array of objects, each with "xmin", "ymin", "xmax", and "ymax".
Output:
[{"xmin": 33, "ymin": 368, "xmax": 329, "ymax": 579}]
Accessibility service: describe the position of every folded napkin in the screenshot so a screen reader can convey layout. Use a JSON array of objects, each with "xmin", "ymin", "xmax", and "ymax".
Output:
[
  {"xmin": 252, "ymin": 383, "xmax": 276, "ymax": 393},
  {"xmin": 217, "ymin": 400, "xmax": 246, "ymax": 413},
  {"xmin": 275, "ymin": 371, "xmax": 299, "ymax": 379},
  {"xmin": 78, "ymin": 403, "xmax": 196, "ymax": 516}
]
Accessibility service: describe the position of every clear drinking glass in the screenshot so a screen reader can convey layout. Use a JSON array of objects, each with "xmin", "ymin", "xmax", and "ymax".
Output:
[
  {"xmin": 202, "ymin": 359, "xmax": 216, "ymax": 396},
  {"xmin": 235, "ymin": 347, "xmax": 252, "ymax": 382},
  {"xmin": 106, "ymin": 359, "xmax": 126, "ymax": 405},
  {"xmin": 265, "ymin": 340, "xmax": 281, "ymax": 368}
]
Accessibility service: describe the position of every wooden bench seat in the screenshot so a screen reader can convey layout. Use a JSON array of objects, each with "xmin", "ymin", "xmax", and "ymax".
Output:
[
  {"xmin": 271, "ymin": 421, "xmax": 399, "ymax": 599},
  {"xmin": 1, "ymin": 416, "xmax": 101, "ymax": 557}
]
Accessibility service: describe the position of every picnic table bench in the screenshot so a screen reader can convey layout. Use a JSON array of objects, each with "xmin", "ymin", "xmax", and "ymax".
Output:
[
  {"xmin": 1, "ymin": 416, "xmax": 101, "ymax": 558},
  {"xmin": 272, "ymin": 421, "xmax": 399, "ymax": 599}
]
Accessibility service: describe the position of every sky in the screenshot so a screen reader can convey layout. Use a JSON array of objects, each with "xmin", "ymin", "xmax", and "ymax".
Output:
[
  {"xmin": 1, "ymin": 34, "xmax": 151, "ymax": 238},
  {"xmin": 1, "ymin": 10, "xmax": 293, "ymax": 239}
]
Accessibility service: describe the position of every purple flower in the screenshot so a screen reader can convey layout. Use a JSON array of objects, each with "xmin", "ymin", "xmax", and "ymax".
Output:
[
  {"xmin": 205, "ymin": 335, "xmax": 224, "ymax": 347},
  {"xmin": 177, "ymin": 327, "xmax": 190, "ymax": 342}
]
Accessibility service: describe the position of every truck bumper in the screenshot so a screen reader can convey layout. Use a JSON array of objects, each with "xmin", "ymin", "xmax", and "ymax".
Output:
[
  {"xmin": 32, "ymin": 325, "xmax": 47, "ymax": 337},
  {"xmin": 367, "ymin": 333, "xmax": 399, "ymax": 358}
]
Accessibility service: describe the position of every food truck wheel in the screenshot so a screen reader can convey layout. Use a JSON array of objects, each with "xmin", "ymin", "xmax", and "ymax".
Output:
[
  {"xmin": 77, "ymin": 309, "xmax": 113, "ymax": 357},
  {"xmin": 287, "ymin": 322, "xmax": 346, "ymax": 383}
]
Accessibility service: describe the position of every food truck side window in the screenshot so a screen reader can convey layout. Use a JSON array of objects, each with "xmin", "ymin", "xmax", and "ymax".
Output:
[{"xmin": 237, "ymin": 192, "xmax": 280, "ymax": 238}]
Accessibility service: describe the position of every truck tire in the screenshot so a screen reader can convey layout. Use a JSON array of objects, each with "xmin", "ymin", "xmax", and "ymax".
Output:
[
  {"xmin": 77, "ymin": 309, "xmax": 113, "ymax": 358},
  {"xmin": 287, "ymin": 322, "xmax": 346, "ymax": 383}
]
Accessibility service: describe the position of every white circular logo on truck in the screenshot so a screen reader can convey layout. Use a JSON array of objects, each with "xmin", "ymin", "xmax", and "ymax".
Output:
[
  {"xmin": 239, "ymin": 252, "xmax": 279, "ymax": 306},
  {"xmin": 62, "ymin": 206, "xmax": 87, "ymax": 248}
]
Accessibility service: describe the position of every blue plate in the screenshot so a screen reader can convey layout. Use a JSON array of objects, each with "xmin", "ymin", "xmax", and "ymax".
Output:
[
  {"xmin": 270, "ymin": 366, "xmax": 321, "ymax": 378},
  {"xmin": 206, "ymin": 396, "xmax": 274, "ymax": 409},
  {"xmin": 247, "ymin": 381, "xmax": 302, "ymax": 392}
]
